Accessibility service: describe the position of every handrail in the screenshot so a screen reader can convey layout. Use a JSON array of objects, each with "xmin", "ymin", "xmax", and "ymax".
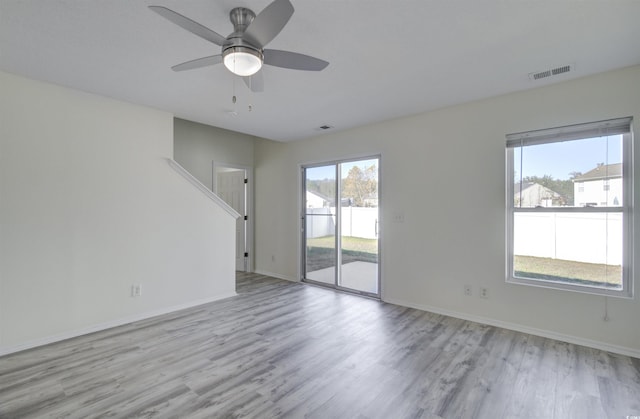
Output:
[{"xmin": 167, "ymin": 158, "xmax": 240, "ymax": 219}]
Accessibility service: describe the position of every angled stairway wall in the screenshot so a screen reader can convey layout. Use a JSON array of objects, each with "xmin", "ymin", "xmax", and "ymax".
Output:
[{"xmin": 0, "ymin": 71, "xmax": 237, "ymax": 355}]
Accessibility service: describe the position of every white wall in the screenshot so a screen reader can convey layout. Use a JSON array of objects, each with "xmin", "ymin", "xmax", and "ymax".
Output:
[
  {"xmin": 174, "ymin": 118, "xmax": 255, "ymax": 189},
  {"xmin": 254, "ymin": 65, "xmax": 640, "ymax": 356},
  {"xmin": 0, "ymin": 72, "xmax": 237, "ymax": 354}
]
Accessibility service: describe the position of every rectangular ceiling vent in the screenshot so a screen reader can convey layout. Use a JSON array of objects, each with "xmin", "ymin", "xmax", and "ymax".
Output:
[{"xmin": 529, "ymin": 64, "xmax": 573, "ymax": 81}]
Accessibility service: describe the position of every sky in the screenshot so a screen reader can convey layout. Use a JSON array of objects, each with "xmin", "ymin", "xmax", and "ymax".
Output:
[
  {"xmin": 514, "ymin": 135, "xmax": 622, "ymax": 180},
  {"xmin": 305, "ymin": 135, "xmax": 622, "ymax": 183},
  {"xmin": 306, "ymin": 158, "xmax": 379, "ymax": 182}
]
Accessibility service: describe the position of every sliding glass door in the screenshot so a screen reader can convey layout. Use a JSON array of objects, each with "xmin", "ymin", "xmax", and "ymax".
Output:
[
  {"xmin": 302, "ymin": 157, "xmax": 380, "ymax": 297},
  {"xmin": 304, "ymin": 164, "xmax": 337, "ymax": 286}
]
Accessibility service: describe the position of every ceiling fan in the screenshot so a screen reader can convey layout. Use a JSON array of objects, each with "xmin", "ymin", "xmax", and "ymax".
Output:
[{"xmin": 149, "ymin": 0, "xmax": 329, "ymax": 92}]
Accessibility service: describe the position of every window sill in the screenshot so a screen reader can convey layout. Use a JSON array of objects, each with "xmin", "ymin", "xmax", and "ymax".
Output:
[{"xmin": 507, "ymin": 275, "xmax": 632, "ymax": 299}]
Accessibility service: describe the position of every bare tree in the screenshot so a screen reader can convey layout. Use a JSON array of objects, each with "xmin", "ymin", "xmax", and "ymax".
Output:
[{"xmin": 342, "ymin": 165, "xmax": 377, "ymax": 207}]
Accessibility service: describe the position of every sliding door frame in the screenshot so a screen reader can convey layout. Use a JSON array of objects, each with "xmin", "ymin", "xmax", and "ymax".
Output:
[{"xmin": 300, "ymin": 154, "xmax": 381, "ymax": 298}]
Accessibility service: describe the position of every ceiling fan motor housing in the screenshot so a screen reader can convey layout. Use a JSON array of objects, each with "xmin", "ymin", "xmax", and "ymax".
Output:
[
  {"xmin": 223, "ymin": 6, "xmax": 264, "ymax": 76},
  {"xmin": 226, "ymin": 7, "xmax": 259, "ymax": 49}
]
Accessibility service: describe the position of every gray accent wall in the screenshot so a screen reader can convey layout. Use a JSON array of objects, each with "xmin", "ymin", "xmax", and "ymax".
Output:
[{"xmin": 174, "ymin": 118, "xmax": 256, "ymax": 189}]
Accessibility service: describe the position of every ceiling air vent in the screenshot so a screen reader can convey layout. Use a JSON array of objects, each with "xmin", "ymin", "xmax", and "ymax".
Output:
[
  {"xmin": 552, "ymin": 65, "xmax": 571, "ymax": 75},
  {"xmin": 531, "ymin": 69, "xmax": 552, "ymax": 80},
  {"xmin": 529, "ymin": 63, "xmax": 574, "ymax": 81}
]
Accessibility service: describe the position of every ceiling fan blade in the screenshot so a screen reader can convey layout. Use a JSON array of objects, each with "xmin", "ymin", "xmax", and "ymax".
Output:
[
  {"xmin": 242, "ymin": 0, "xmax": 294, "ymax": 48},
  {"xmin": 243, "ymin": 71, "xmax": 264, "ymax": 92},
  {"xmin": 149, "ymin": 6, "xmax": 227, "ymax": 46},
  {"xmin": 171, "ymin": 55, "xmax": 223, "ymax": 72},
  {"xmin": 264, "ymin": 49, "xmax": 329, "ymax": 71}
]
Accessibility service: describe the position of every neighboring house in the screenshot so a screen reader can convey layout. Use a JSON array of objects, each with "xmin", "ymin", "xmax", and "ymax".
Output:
[
  {"xmin": 306, "ymin": 190, "xmax": 333, "ymax": 208},
  {"xmin": 514, "ymin": 182, "xmax": 563, "ymax": 207},
  {"xmin": 573, "ymin": 163, "xmax": 622, "ymax": 207},
  {"xmin": 363, "ymin": 192, "xmax": 379, "ymax": 207}
]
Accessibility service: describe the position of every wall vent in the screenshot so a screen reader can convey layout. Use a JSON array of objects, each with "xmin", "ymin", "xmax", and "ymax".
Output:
[
  {"xmin": 552, "ymin": 65, "xmax": 571, "ymax": 75},
  {"xmin": 531, "ymin": 70, "xmax": 552, "ymax": 80},
  {"xmin": 529, "ymin": 63, "xmax": 573, "ymax": 81}
]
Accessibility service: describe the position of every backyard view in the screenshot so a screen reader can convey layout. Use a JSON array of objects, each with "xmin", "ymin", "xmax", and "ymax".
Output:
[
  {"xmin": 510, "ymin": 132, "xmax": 625, "ymax": 291},
  {"xmin": 304, "ymin": 158, "xmax": 379, "ymax": 295},
  {"xmin": 306, "ymin": 236, "xmax": 377, "ymax": 272},
  {"xmin": 514, "ymin": 256, "xmax": 622, "ymax": 288}
]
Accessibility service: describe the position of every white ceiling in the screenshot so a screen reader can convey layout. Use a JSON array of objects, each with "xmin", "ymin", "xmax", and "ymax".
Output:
[{"xmin": 2, "ymin": 1, "xmax": 640, "ymax": 142}]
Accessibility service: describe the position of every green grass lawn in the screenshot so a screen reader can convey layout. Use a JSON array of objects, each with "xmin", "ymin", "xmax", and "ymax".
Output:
[
  {"xmin": 307, "ymin": 236, "xmax": 378, "ymax": 253},
  {"xmin": 306, "ymin": 236, "xmax": 377, "ymax": 272},
  {"xmin": 306, "ymin": 238, "xmax": 620, "ymax": 289},
  {"xmin": 515, "ymin": 255, "xmax": 622, "ymax": 288}
]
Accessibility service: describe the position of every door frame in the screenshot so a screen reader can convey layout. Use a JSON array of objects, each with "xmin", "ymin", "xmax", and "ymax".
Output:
[
  {"xmin": 300, "ymin": 154, "xmax": 381, "ymax": 298},
  {"xmin": 213, "ymin": 162, "xmax": 254, "ymax": 273}
]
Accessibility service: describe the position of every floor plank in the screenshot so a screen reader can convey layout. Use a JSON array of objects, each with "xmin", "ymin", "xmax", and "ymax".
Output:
[{"xmin": 1, "ymin": 272, "xmax": 639, "ymax": 418}]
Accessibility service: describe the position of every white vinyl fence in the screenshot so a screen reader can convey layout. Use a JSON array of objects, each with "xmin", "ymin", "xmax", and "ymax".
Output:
[
  {"xmin": 306, "ymin": 207, "xmax": 378, "ymax": 239},
  {"xmin": 307, "ymin": 209, "xmax": 621, "ymax": 265},
  {"xmin": 514, "ymin": 212, "xmax": 622, "ymax": 265}
]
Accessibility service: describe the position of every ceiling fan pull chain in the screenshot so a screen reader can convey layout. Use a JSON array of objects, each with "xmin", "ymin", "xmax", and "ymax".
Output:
[
  {"xmin": 248, "ymin": 76, "xmax": 253, "ymax": 112},
  {"xmin": 232, "ymin": 67, "xmax": 237, "ymax": 106}
]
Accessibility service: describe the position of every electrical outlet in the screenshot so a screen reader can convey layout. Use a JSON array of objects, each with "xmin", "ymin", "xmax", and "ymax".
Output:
[
  {"xmin": 392, "ymin": 212, "xmax": 405, "ymax": 223},
  {"xmin": 131, "ymin": 284, "xmax": 142, "ymax": 297},
  {"xmin": 480, "ymin": 287, "xmax": 488, "ymax": 299},
  {"xmin": 464, "ymin": 285, "xmax": 472, "ymax": 296}
]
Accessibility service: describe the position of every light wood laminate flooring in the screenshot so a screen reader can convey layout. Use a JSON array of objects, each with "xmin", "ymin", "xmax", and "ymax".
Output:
[{"xmin": 1, "ymin": 272, "xmax": 639, "ymax": 418}]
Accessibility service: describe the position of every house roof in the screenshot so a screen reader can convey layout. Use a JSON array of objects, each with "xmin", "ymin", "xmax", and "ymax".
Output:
[
  {"xmin": 573, "ymin": 163, "xmax": 622, "ymax": 181},
  {"xmin": 307, "ymin": 190, "xmax": 333, "ymax": 203},
  {"xmin": 514, "ymin": 182, "xmax": 562, "ymax": 197}
]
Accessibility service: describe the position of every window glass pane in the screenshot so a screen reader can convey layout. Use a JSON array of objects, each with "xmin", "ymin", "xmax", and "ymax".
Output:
[
  {"xmin": 305, "ymin": 165, "xmax": 336, "ymax": 284},
  {"xmin": 513, "ymin": 212, "xmax": 622, "ymax": 289},
  {"xmin": 305, "ymin": 166, "xmax": 335, "ymax": 208},
  {"xmin": 513, "ymin": 135, "xmax": 622, "ymax": 208},
  {"xmin": 339, "ymin": 159, "xmax": 379, "ymax": 294},
  {"xmin": 508, "ymin": 123, "xmax": 631, "ymax": 296}
]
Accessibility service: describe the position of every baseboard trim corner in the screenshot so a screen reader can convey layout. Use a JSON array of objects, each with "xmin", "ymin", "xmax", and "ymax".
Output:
[
  {"xmin": 382, "ymin": 297, "xmax": 640, "ymax": 359},
  {"xmin": 0, "ymin": 292, "xmax": 237, "ymax": 357},
  {"xmin": 253, "ymin": 269, "xmax": 298, "ymax": 283}
]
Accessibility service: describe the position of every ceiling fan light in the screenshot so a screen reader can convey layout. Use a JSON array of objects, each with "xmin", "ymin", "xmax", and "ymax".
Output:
[{"xmin": 223, "ymin": 47, "xmax": 263, "ymax": 77}]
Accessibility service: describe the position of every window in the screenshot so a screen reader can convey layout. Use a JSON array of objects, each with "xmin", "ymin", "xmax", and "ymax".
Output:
[{"xmin": 506, "ymin": 117, "xmax": 633, "ymax": 297}]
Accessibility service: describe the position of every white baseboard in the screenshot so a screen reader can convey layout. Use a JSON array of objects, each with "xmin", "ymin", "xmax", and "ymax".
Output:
[
  {"xmin": 253, "ymin": 269, "xmax": 298, "ymax": 283},
  {"xmin": 5, "ymin": 286, "xmax": 637, "ymax": 360},
  {"xmin": 0, "ymin": 292, "xmax": 237, "ymax": 357},
  {"xmin": 383, "ymin": 297, "xmax": 640, "ymax": 359}
]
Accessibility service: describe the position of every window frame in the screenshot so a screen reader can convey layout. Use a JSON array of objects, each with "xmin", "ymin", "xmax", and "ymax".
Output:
[{"xmin": 506, "ymin": 117, "xmax": 634, "ymax": 298}]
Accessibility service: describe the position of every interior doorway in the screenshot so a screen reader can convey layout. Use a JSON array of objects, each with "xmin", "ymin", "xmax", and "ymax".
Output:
[
  {"xmin": 213, "ymin": 163, "xmax": 252, "ymax": 272},
  {"xmin": 302, "ymin": 156, "xmax": 380, "ymax": 297}
]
